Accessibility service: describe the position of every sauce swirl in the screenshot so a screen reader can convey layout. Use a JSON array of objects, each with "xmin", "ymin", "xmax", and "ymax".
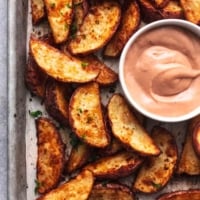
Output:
[{"xmin": 124, "ymin": 26, "xmax": 200, "ymax": 117}]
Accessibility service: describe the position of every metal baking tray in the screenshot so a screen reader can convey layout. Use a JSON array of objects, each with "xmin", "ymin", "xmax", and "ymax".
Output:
[{"xmin": 8, "ymin": 0, "xmax": 200, "ymax": 199}]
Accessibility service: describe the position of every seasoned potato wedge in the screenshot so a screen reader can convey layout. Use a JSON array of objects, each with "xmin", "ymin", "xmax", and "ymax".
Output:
[
  {"xmin": 66, "ymin": 142, "xmax": 91, "ymax": 173},
  {"xmin": 45, "ymin": 80, "xmax": 71, "ymax": 126},
  {"xmin": 193, "ymin": 122, "xmax": 200, "ymax": 157},
  {"xmin": 25, "ymin": 54, "xmax": 48, "ymax": 98},
  {"xmin": 108, "ymin": 94, "xmax": 160, "ymax": 156},
  {"xmin": 69, "ymin": 82, "xmax": 110, "ymax": 148},
  {"xmin": 177, "ymin": 115, "xmax": 200, "ymax": 175},
  {"xmin": 36, "ymin": 117, "xmax": 65, "ymax": 194},
  {"xmin": 180, "ymin": 0, "xmax": 200, "ymax": 25},
  {"xmin": 30, "ymin": 38, "xmax": 99, "ymax": 83},
  {"xmin": 133, "ymin": 126, "xmax": 178, "ymax": 193},
  {"xmin": 84, "ymin": 151, "xmax": 143, "ymax": 179},
  {"xmin": 89, "ymin": 183, "xmax": 135, "ymax": 200},
  {"xmin": 81, "ymin": 55, "xmax": 118, "ymax": 86},
  {"xmin": 68, "ymin": 1, "xmax": 121, "ymax": 55},
  {"xmin": 150, "ymin": 0, "xmax": 170, "ymax": 8},
  {"xmin": 103, "ymin": 0, "xmax": 140, "ymax": 57},
  {"xmin": 44, "ymin": 0, "xmax": 73, "ymax": 43},
  {"xmin": 31, "ymin": 0, "xmax": 46, "ymax": 24},
  {"xmin": 37, "ymin": 170, "xmax": 94, "ymax": 200},
  {"xmin": 157, "ymin": 189, "xmax": 200, "ymax": 200}
]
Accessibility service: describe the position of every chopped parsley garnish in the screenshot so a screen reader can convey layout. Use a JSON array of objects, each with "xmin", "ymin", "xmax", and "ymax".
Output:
[
  {"xmin": 29, "ymin": 110, "xmax": 42, "ymax": 118},
  {"xmin": 151, "ymin": 182, "xmax": 162, "ymax": 189},
  {"xmin": 81, "ymin": 62, "xmax": 89, "ymax": 68},
  {"xmin": 50, "ymin": 2, "xmax": 55, "ymax": 8},
  {"xmin": 34, "ymin": 179, "xmax": 42, "ymax": 194},
  {"xmin": 64, "ymin": 23, "xmax": 69, "ymax": 30},
  {"xmin": 77, "ymin": 108, "xmax": 83, "ymax": 114},
  {"xmin": 70, "ymin": 23, "xmax": 77, "ymax": 39},
  {"xmin": 74, "ymin": 2, "xmax": 83, "ymax": 7},
  {"xmin": 66, "ymin": 3, "xmax": 72, "ymax": 8}
]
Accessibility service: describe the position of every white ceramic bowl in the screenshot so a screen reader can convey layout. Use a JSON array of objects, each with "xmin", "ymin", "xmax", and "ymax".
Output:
[{"xmin": 119, "ymin": 19, "xmax": 200, "ymax": 122}]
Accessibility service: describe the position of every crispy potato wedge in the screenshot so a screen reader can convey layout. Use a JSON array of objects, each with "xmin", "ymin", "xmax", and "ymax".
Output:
[
  {"xmin": 69, "ymin": 82, "xmax": 110, "ymax": 148},
  {"xmin": 31, "ymin": 0, "xmax": 46, "ymax": 24},
  {"xmin": 157, "ymin": 189, "xmax": 200, "ymax": 200},
  {"xmin": 103, "ymin": 0, "xmax": 140, "ymax": 57},
  {"xmin": 180, "ymin": 0, "xmax": 200, "ymax": 25},
  {"xmin": 81, "ymin": 55, "xmax": 118, "ymax": 85},
  {"xmin": 133, "ymin": 126, "xmax": 178, "ymax": 193},
  {"xmin": 150, "ymin": 0, "xmax": 170, "ymax": 8},
  {"xmin": 89, "ymin": 183, "xmax": 135, "ymax": 200},
  {"xmin": 66, "ymin": 142, "xmax": 91, "ymax": 173},
  {"xmin": 37, "ymin": 170, "xmax": 94, "ymax": 200},
  {"xmin": 192, "ymin": 122, "xmax": 200, "ymax": 157},
  {"xmin": 161, "ymin": 0, "xmax": 183, "ymax": 19},
  {"xmin": 84, "ymin": 151, "xmax": 143, "ymax": 179},
  {"xmin": 25, "ymin": 54, "xmax": 48, "ymax": 98},
  {"xmin": 68, "ymin": 1, "xmax": 121, "ymax": 55},
  {"xmin": 45, "ymin": 80, "xmax": 71, "ymax": 126},
  {"xmin": 177, "ymin": 115, "xmax": 200, "ymax": 175},
  {"xmin": 44, "ymin": 0, "xmax": 73, "ymax": 43},
  {"xmin": 30, "ymin": 38, "xmax": 99, "ymax": 83},
  {"xmin": 36, "ymin": 117, "xmax": 65, "ymax": 194},
  {"xmin": 108, "ymin": 94, "xmax": 160, "ymax": 156}
]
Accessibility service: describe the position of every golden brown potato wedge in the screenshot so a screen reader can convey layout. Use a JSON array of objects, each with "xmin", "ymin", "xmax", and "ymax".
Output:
[
  {"xmin": 192, "ymin": 122, "xmax": 200, "ymax": 157},
  {"xmin": 177, "ymin": 115, "xmax": 200, "ymax": 175},
  {"xmin": 69, "ymin": 82, "xmax": 110, "ymax": 148},
  {"xmin": 84, "ymin": 151, "xmax": 143, "ymax": 179},
  {"xmin": 44, "ymin": 0, "xmax": 73, "ymax": 43},
  {"xmin": 89, "ymin": 183, "xmax": 135, "ymax": 200},
  {"xmin": 31, "ymin": 0, "xmax": 46, "ymax": 24},
  {"xmin": 37, "ymin": 170, "xmax": 94, "ymax": 200},
  {"xmin": 45, "ymin": 80, "xmax": 71, "ymax": 127},
  {"xmin": 133, "ymin": 126, "xmax": 178, "ymax": 193},
  {"xmin": 150, "ymin": 0, "xmax": 170, "ymax": 8},
  {"xmin": 30, "ymin": 38, "xmax": 100, "ymax": 83},
  {"xmin": 36, "ymin": 117, "xmax": 65, "ymax": 194},
  {"xmin": 66, "ymin": 142, "xmax": 91, "ymax": 173},
  {"xmin": 103, "ymin": 0, "xmax": 140, "ymax": 57},
  {"xmin": 157, "ymin": 189, "xmax": 200, "ymax": 200},
  {"xmin": 81, "ymin": 55, "xmax": 118, "ymax": 86},
  {"xmin": 180, "ymin": 0, "xmax": 200, "ymax": 25},
  {"xmin": 68, "ymin": 1, "xmax": 121, "ymax": 55},
  {"xmin": 25, "ymin": 54, "xmax": 48, "ymax": 98},
  {"xmin": 108, "ymin": 94, "xmax": 160, "ymax": 156}
]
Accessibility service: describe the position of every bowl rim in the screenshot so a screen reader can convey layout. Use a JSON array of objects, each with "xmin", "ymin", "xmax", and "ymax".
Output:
[{"xmin": 119, "ymin": 19, "xmax": 200, "ymax": 122}]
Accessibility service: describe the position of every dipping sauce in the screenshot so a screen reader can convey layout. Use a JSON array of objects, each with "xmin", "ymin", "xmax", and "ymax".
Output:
[{"xmin": 124, "ymin": 26, "xmax": 200, "ymax": 117}]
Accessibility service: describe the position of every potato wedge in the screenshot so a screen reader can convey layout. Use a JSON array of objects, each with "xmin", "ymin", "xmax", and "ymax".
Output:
[
  {"xmin": 37, "ymin": 170, "xmax": 94, "ymax": 200},
  {"xmin": 25, "ymin": 54, "xmax": 48, "ymax": 98},
  {"xmin": 44, "ymin": 0, "xmax": 73, "ymax": 43},
  {"xmin": 81, "ymin": 55, "xmax": 118, "ymax": 86},
  {"xmin": 180, "ymin": 0, "xmax": 200, "ymax": 25},
  {"xmin": 66, "ymin": 142, "xmax": 91, "ymax": 173},
  {"xmin": 45, "ymin": 80, "xmax": 71, "ymax": 126},
  {"xmin": 31, "ymin": 0, "xmax": 46, "ymax": 24},
  {"xmin": 36, "ymin": 117, "xmax": 65, "ymax": 194},
  {"xmin": 177, "ymin": 115, "xmax": 200, "ymax": 175},
  {"xmin": 30, "ymin": 38, "xmax": 99, "ymax": 83},
  {"xmin": 68, "ymin": 1, "xmax": 121, "ymax": 55},
  {"xmin": 69, "ymin": 82, "xmax": 110, "ymax": 148},
  {"xmin": 89, "ymin": 183, "xmax": 135, "ymax": 200},
  {"xmin": 133, "ymin": 126, "xmax": 178, "ymax": 193},
  {"xmin": 108, "ymin": 94, "xmax": 160, "ymax": 156},
  {"xmin": 84, "ymin": 151, "xmax": 143, "ymax": 179},
  {"xmin": 193, "ymin": 122, "xmax": 200, "ymax": 157},
  {"xmin": 157, "ymin": 189, "xmax": 200, "ymax": 200},
  {"xmin": 150, "ymin": 0, "xmax": 170, "ymax": 8},
  {"xmin": 103, "ymin": 0, "xmax": 140, "ymax": 57}
]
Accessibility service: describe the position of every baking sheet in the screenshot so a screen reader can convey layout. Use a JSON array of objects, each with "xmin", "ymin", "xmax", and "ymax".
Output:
[{"xmin": 8, "ymin": 0, "xmax": 200, "ymax": 199}]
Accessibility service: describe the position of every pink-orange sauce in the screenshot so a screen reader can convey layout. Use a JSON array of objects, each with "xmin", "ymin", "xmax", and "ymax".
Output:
[{"xmin": 124, "ymin": 26, "xmax": 200, "ymax": 117}]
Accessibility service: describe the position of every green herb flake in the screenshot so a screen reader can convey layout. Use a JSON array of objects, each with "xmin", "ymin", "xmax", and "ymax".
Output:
[
  {"xmin": 34, "ymin": 179, "xmax": 42, "ymax": 194},
  {"xmin": 64, "ymin": 23, "xmax": 69, "ymax": 30},
  {"xmin": 81, "ymin": 134, "xmax": 86, "ymax": 141},
  {"xmin": 151, "ymin": 182, "xmax": 162, "ymax": 189},
  {"xmin": 70, "ymin": 132, "xmax": 80, "ymax": 148},
  {"xmin": 29, "ymin": 110, "xmax": 42, "ymax": 118},
  {"xmin": 77, "ymin": 108, "xmax": 83, "ymax": 114},
  {"xmin": 101, "ymin": 180, "xmax": 109, "ymax": 187},
  {"xmin": 66, "ymin": 3, "xmax": 72, "ymax": 8},
  {"xmin": 81, "ymin": 62, "xmax": 89, "ymax": 68},
  {"xmin": 50, "ymin": 2, "xmax": 56, "ymax": 8},
  {"xmin": 74, "ymin": 2, "xmax": 82, "ymax": 7}
]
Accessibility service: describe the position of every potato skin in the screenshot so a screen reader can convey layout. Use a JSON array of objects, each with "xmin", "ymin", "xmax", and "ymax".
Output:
[
  {"xmin": 36, "ymin": 117, "xmax": 65, "ymax": 194},
  {"xmin": 157, "ymin": 189, "xmax": 200, "ymax": 200},
  {"xmin": 192, "ymin": 122, "xmax": 200, "ymax": 157},
  {"xmin": 31, "ymin": 0, "xmax": 46, "ymax": 24}
]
